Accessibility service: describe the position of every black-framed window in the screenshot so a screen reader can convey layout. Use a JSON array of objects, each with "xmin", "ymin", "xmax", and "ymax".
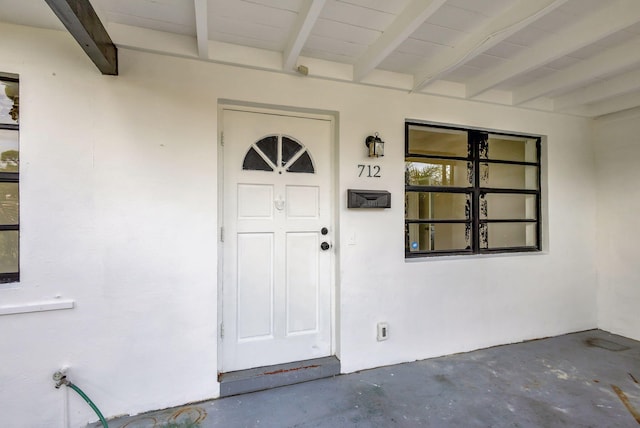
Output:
[
  {"xmin": 405, "ymin": 122, "xmax": 541, "ymax": 258},
  {"xmin": 0, "ymin": 74, "xmax": 19, "ymax": 282}
]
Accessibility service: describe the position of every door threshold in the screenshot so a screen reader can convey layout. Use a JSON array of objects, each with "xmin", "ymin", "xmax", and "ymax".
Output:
[{"xmin": 219, "ymin": 356, "xmax": 340, "ymax": 397}]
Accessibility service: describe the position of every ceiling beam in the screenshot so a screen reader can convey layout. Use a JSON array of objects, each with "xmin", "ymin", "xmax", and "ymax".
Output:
[
  {"xmin": 82, "ymin": 0, "xmax": 109, "ymax": 27},
  {"xmin": 283, "ymin": 0, "xmax": 326, "ymax": 72},
  {"xmin": 413, "ymin": 0, "xmax": 567, "ymax": 92},
  {"xmin": 586, "ymin": 90, "xmax": 640, "ymax": 117},
  {"xmin": 194, "ymin": 0, "xmax": 209, "ymax": 59},
  {"xmin": 466, "ymin": 0, "xmax": 640, "ymax": 98},
  {"xmin": 553, "ymin": 68, "xmax": 640, "ymax": 111},
  {"xmin": 354, "ymin": 0, "xmax": 446, "ymax": 82},
  {"xmin": 44, "ymin": 0, "xmax": 117, "ymax": 75},
  {"xmin": 514, "ymin": 36, "xmax": 640, "ymax": 105}
]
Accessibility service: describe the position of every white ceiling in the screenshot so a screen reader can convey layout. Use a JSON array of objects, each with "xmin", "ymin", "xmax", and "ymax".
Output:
[{"xmin": 3, "ymin": 0, "xmax": 640, "ymax": 118}]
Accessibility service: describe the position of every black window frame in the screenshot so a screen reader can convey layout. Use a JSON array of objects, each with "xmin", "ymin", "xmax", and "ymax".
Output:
[
  {"xmin": 0, "ymin": 75, "xmax": 19, "ymax": 283},
  {"xmin": 242, "ymin": 134, "xmax": 315, "ymax": 174},
  {"xmin": 405, "ymin": 121, "xmax": 541, "ymax": 258}
]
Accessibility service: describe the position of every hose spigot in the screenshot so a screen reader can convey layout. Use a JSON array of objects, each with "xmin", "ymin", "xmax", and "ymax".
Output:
[{"xmin": 53, "ymin": 370, "xmax": 69, "ymax": 389}]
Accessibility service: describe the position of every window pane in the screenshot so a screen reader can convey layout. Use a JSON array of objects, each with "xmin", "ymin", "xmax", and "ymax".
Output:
[
  {"xmin": 255, "ymin": 136, "xmax": 278, "ymax": 165},
  {"xmin": 407, "ymin": 125, "xmax": 468, "ymax": 157},
  {"xmin": 287, "ymin": 151, "xmax": 314, "ymax": 173},
  {"xmin": 281, "ymin": 136, "xmax": 302, "ymax": 166},
  {"xmin": 0, "ymin": 79, "xmax": 19, "ymax": 125},
  {"xmin": 480, "ymin": 222, "xmax": 537, "ymax": 249},
  {"xmin": 0, "ymin": 129, "xmax": 19, "ymax": 172},
  {"xmin": 406, "ymin": 158, "xmax": 473, "ymax": 187},
  {"xmin": 0, "ymin": 230, "xmax": 18, "ymax": 273},
  {"xmin": 480, "ymin": 163, "xmax": 538, "ymax": 190},
  {"xmin": 0, "ymin": 183, "xmax": 18, "ymax": 224},
  {"xmin": 483, "ymin": 134, "xmax": 537, "ymax": 162},
  {"xmin": 406, "ymin": 192, "xmax": 470, "ymax": 220},
  {"xmin": 242, "ymin": 147, "xmax": 273, "ymax": 171},
  {"xmin": 407, "ymin": 223, "xmax": 471, "ymax": 252},
  {"xmin": 480, "ymin": 193, "xmax": 536, "ymax": 220}
]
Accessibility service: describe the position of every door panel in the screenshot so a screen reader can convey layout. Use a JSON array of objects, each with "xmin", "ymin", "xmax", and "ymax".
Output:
[
  {"xmin": 286, "ymin": 231, "xmax": 319, "ymax": 334},
  {"xmin": 221, "ymin": 108, "xmax": 333, "ymax": 372},
  {"xmin": 237, "ymin": 184, "xmax": 273, "ymax": 219},
  {"xmin": 237, "ymin": 232, "xmax": 274, "ymax": 340},
  {"xmin": 286, "ymin": 185, "xmax": 319, "ymax": 219}
]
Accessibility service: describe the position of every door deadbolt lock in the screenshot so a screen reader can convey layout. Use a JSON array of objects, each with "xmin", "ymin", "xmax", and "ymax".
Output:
[
  {"xmin": 320, "ymin": 242, "xmax": 331, "ymax": 251},
  {"xmin": 321, "ymin": 227, "xmax": 328, "ymax": 235}
]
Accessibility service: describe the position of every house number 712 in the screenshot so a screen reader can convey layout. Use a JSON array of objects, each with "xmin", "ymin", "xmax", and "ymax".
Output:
[{"xmin": 358, "ymin": 164, "xmax": 381, "ymax": 178}]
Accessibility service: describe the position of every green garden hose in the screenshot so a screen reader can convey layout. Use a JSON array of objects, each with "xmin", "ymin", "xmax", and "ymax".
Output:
[{"xmin": 66, "ymin": 381, "xmax": 108, "ymax": 428}]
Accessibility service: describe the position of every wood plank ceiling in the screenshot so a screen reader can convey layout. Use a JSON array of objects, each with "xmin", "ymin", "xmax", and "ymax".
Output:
[{"xmin": 4, "ymin": 0, "xmax": 640, "ymax": 117}]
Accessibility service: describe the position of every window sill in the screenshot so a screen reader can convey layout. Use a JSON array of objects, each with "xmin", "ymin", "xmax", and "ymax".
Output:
[
  {"xmin": 404, "ymin": 250, "xmax": 548, "ymax": 263},
  {"xmin": 0, "ymin": 299, "xmax": 75, "ymax": 316}
]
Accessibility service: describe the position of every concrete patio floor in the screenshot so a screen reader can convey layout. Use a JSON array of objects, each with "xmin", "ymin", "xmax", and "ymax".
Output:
[{"xmin": 91, "ymin": 329, "xmax": 640, "ymax": 427}]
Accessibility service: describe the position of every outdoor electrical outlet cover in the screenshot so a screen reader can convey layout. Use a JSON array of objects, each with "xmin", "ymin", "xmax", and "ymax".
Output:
[{"xmin": 377, "ymin": 322, "xmax": 389, "ymax": 341}]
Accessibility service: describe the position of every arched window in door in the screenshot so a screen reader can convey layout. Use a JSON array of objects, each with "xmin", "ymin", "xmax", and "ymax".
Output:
[{"xmin": 242, "ymin": 135, "xmax": 315, "ymax": 174}]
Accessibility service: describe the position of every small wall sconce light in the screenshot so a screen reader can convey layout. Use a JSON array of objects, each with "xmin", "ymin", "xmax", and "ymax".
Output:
[{"xmin": 365, "ymin": 132, "xmax": 384, "ymax": 157}]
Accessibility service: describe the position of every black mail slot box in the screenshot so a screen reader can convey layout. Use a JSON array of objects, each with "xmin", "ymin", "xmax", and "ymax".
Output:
[{"xmin": 347, "ymin": 189, "xmax": 391, "ymax": 208}]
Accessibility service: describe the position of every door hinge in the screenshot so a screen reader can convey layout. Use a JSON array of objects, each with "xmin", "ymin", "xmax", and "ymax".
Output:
[
  {"xmin": 220, "ymin": 226, "xmax": 224, "ymax": 242},
  {"xmin": 220, "ymin": 131, "xmax": 224, "ymax": 146},
  {"xmin": 220, "ymin": 323, "xmax": 224, "ymax": 339}
]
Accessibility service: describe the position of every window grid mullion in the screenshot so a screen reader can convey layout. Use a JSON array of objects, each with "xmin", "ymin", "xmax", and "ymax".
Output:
[
  {"xmin": 405, "ymin": 186, "xmax": 471, "ymax": 193},
  {"xmin": 479, "ymin": 159, "xmax": 539, "ymax": 167},
  {"xmin": 479, "ymin": 219, "xmax": 537, "ymax": 223},
  {"xmin": 406, "ymin": 220, "xmax": 471, "ymax": 224},
  {"xmin": 406, "ymin": 154, "xmax": 470, "ymax": 162},
  {"xmin": 479, "ymin": 188, "xmax": 539, "ymax": 195},
  {"xmin": 472, "ymin": 132, "xmax": 482, "ymax": 253},
  {"xmin": 536, "ymin": 138, "xmax": 542, "ymax": 250}
]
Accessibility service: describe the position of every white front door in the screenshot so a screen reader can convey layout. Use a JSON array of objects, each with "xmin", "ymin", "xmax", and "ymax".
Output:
[{"xmin": 221, "ymin": 108, "xmax": 333, "ymax": 372}]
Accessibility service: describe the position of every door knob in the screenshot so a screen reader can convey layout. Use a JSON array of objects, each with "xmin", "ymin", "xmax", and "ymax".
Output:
[{"xmin": 320, "ymin": 242, "xmax": 331, "ymax": 251}]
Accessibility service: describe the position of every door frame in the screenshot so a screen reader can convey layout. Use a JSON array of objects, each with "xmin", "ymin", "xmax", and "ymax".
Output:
[{"xmin": 216, "ymin": 100, "xmax": 339, "ymax": 376}]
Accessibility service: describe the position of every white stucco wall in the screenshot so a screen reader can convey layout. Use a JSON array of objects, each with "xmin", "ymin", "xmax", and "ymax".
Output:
[
  {"xmin": 0, "ymin": 22, "xmax": 598, "ymax": 427},
  {"xmin": 594, "ymin": 110, "xmax": 640, "ymax": 341}
]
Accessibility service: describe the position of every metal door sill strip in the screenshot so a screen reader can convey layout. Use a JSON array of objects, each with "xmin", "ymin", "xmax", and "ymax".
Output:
[{"xmin": 219, "ymin": 356, "xmax": 341, "ymax": 397}]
